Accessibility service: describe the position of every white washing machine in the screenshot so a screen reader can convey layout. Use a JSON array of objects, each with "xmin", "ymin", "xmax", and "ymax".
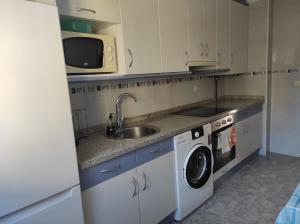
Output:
[{"xmin": 173, "ymin": 123, "xmax": 214, "ymax": 221}]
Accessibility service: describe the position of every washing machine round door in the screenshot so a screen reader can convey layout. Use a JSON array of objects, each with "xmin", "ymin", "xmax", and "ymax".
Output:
[{"xmin": 185, "ymin": 146, "xmax": 212, "ymax": 189}]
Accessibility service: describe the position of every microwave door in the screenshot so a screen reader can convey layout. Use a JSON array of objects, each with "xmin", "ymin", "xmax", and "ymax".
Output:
[{"xmin": 63, "ymin": 37, "xmax": 104, "ymax": 70}]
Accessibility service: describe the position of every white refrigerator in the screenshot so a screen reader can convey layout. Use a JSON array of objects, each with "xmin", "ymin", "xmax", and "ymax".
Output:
[{"xmin": 0, "ymin": 1, "xmax": 84, "ymax": 223}]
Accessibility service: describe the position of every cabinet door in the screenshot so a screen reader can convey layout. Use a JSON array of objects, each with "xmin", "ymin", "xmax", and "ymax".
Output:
[
  {"xmin": 56, "ymin": 0, "xmax": 120, "ymax": 23},
  {"xmin": 137, "ymin": 152, "xmax": 176, "ymax": 224},
  {"xmin": 82, "ymin": 169, "xmax": 140, "ymax": 224},
  {"xmin": 216, "ymin": 0, "xmax": 230, "ymax": 70},
  {"xmin": 203, "ymin": 0, "xmax": 216, "ymax": 62},
  {"xmin": 236, "ymin": 112, "xmax": 262, "ymax": 163},
  {"xmin": 159, "ymin": 0, "xmax": 189, "ymax": 72},
  {"xmin": 236, "ymin": 119, "xmax": 250, "ymax": 163},
  {"xmin": 187, "ymin": 0, "xmax": 205, "ymax": 62},
  {"xmin": 120, "ymin": 0, "xmax": 161, "ymax": 74},
  {"xmin": 230, "ymin": 1, "xmax": 249, "ymax": 74},
  {"xmin": 249, "ymin": 112, "xmax": 263, "ymax": 154}
]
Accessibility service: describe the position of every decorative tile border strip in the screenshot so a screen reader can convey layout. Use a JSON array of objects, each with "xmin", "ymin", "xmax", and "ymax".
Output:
[
  {"xmin": 225, "ymin": 67, "xmax": 300, "ymax": 77},
  {"xmin": 69, "ymin": 67, "xmax": 300, "ymax": 95},
  {"xmin": 69, "ymin": 74, "xmax": 214, "ymax": 95}
]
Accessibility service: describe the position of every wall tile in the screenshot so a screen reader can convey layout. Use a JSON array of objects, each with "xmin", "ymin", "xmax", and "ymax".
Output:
[{"xmin": 69, "ymin": 75, "xmax": 216, "ymax": 127}]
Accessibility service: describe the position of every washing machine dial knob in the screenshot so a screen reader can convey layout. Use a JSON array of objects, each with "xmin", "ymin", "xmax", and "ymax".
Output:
[
  {"xmin": 222, "ymin": 120, "xmax": 227, "ymax": 124},
  {"xmin": 216, "ymin": 122, "xmax": 221, "ymax": 127},
  {"xmin": 194, "ymin": 132, "xmax": 200, "ymax": 138}
]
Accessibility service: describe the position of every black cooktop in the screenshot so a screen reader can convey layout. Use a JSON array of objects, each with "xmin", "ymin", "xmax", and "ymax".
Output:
[{"xmin": 173, "ymin": 107, "xmax": 230, "ymax": 117}]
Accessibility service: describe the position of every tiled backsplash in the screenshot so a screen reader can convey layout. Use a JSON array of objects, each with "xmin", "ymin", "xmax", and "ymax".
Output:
[
  {"xmin": 69, "ymin": 75, "xmax": 220, "ymax": 127},
  {"xmin": 69, "ymin": 66, "xmax": 300, "ymax": 128}
]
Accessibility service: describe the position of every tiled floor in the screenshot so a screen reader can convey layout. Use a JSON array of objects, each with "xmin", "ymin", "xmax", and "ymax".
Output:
[{"xmin": 173, "ymin": 153, "xmax": 300, "ymax": 224}]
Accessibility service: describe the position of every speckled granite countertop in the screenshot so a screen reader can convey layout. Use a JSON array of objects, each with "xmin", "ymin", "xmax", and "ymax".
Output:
[{"xmin": 77, "ymin": 98, "xmax": 264, "ymax": 170}]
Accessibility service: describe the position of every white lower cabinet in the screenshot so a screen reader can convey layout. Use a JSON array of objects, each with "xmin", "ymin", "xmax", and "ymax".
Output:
[
  {"xmin": 236, "ymin": 112, "xmax": 263, "ymax": 163},
  {"xmin": 137, "ymin": 152, "xmax": 176, "ymax": 224},
  {"xmin": 81, "ymin": 139, "xmax": 176, "ymax": 224},
  {"xmin": 82, "ymin": 168, "xmax": 140, "ymax": 224}
]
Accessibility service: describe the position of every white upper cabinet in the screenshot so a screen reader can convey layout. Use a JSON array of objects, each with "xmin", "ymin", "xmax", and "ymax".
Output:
[
  {"xmin": 158, "ymin": 0, "xmax": 189, "ymax": 72},
  {"xmin": 119, "ymin": 0, "xmax": 161, "ymax": 74},
  {"xmin": 187, "ymin": 0, "xmax": 216, "ymax": 65},
  {"xmin": 203, "ymin": 0, "xmax": 216, "ymax": 62},
  {"xmin": 216, "ymin": 0, "xmax": 231, "ymax": 70},
  {"xmin": 56, "ymin": 0, "xmax": 121, "ymax": 23},
  {"xmin": 187, "ymin": 0, "xmax": 205, "ymax": 62},
  {"xmin": 57, "ymin": 0, "xmax": 250, "ymax": 77},
  {"xmin": 230, "ymin": 1, "xmax": 249, "ymax": 74}
]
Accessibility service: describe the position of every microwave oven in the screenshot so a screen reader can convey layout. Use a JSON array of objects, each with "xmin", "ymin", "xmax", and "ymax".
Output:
[{"xmin": 62, "ymin": 31, "xmax": 117, "ymax": 74}]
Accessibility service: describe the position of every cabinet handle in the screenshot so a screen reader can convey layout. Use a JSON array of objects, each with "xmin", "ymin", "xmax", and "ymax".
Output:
[
  {"xmin": 149, "ymin": 148, "xmax": 164, "ymax": 154},
  {"xmin": 142, "ymin": 172, "xmax": 147, "ymax": 191},
  {"xmin": 76, "ymin": 8, "xmax": 96, "ymax": 14},
  {"xmin": 205, "ymin": 43, "xmax": 209, "ymax": 57},
  {"xmin": 200, "ymin": 43, "xmax": 204, "ymax": 57},
  {"xmin": 246, "ymin": 124, "xmax": 251, "ymax": 133},
  {"xmin": 184, "ymin": 51, "xmax": 189, "ymax": 66},
  {"xmin": 100, "ymin": 164, "xmax": 121, "ymax": 174},
  {"xmin": 128, "ymin": 48, "xmax": 133, "ymax": 68},
  {"xmin": 242, "ymin": 124, "xmax": 250, "ymax": 135},
  {"xmin": 242, "ymin": 111, "xmax": 250, "ymax": 116},
  {"xmin": 132, "ymin": 176, "xmax": 138, "ymax": 197}
]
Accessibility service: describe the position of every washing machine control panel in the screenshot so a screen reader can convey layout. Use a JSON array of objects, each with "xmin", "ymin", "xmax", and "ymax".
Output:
[{"xmin": 191, "ymin": 127, "xmax": 204, "ymax": 140}]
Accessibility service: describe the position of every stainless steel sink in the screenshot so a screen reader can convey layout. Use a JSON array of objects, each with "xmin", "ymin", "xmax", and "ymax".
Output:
[{"xmin": 106, "ymin": 125, "xmax": 160, "ymax": 140}]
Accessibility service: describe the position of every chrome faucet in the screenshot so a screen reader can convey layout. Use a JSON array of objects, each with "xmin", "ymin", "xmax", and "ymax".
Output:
[{"xmin": 115, "ymin": 93, "xmax": 137, "ymax": 129}]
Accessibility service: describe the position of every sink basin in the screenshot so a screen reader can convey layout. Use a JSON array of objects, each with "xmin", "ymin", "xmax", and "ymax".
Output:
[{"xmin": 106, "ymin": 125, "xmax": 160, "ymax": 140}]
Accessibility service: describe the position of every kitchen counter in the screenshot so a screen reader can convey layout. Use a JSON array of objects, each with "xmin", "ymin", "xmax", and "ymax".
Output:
[{"xmin": 77, "ymin": 98, "xmax": 264, "ymax": 170}]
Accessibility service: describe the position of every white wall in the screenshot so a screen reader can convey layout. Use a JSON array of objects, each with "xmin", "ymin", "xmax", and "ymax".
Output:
[
  {"xmin": 270, "ymin": 0, "xmax": 300, "ymax": 157},
  {"xmin": 69, "ymin": 76, "xmax": 215, "ymax": 127},
  {"xmin": 223, "ymin": 0, "xmax": 270, "ymax": 155}
]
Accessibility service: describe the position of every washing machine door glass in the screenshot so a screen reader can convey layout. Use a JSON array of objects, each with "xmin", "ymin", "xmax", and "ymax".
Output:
[{"xmin": 186, "ymin": 146, "xmax": 212, "ymax": 189}]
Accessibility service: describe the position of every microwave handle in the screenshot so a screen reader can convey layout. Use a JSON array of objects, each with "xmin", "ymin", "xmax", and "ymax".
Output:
[
  {"xmin": 77, "ymin": 8, "xmax": 96, "ymax": 14},
  {"xmin": 128, "ymin": 48, "xmax": 134, "ymax": 68}
]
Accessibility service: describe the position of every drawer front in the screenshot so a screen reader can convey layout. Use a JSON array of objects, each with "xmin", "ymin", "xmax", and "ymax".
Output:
[
  {"xmin": 136, "ymin": 138, "xmax": 173, "ymax": 166},
  {"xmin": 57, "ymin": 0, "xmax": 120, "ymax": 23},
  {"xmin": 235, "ymin": 104, "xmax": 263, "ymax": 122},
  {"xmin": 80, "ymin": 152, "xmax": 136, "ymax": 191}
]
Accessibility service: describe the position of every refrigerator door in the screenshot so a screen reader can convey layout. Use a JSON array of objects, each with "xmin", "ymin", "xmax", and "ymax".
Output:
[
  {"xmin": 0, "ymin": 186, "xmax": 84, "ymax": 224},
  {"xmin": 0, "ymin": 0, "xmax": 80, "ymax": 217}
]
